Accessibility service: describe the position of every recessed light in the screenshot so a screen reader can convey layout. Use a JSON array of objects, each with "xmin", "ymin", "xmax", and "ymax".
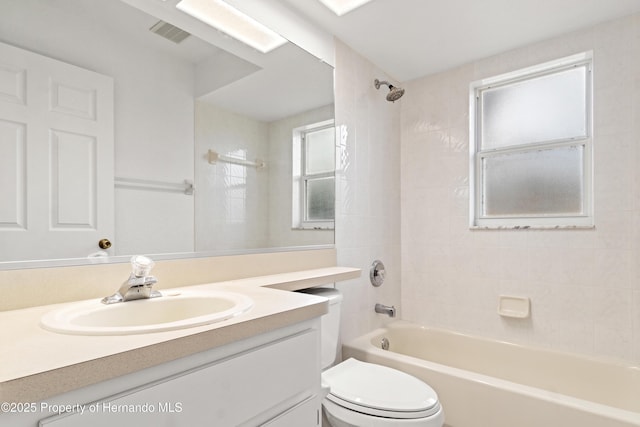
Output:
[
  {"xmin": 317, "ymin": 0, "xmax": 374, "ymax": 16},
  {"xmin": 176, "ymin": 0, "xmax": 287, "ymax": 53}
]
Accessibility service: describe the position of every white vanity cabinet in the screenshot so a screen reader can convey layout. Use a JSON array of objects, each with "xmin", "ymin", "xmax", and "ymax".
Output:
[{"xmin": 7, "ymin": 320, "xmax": 322, "ymax": 427}]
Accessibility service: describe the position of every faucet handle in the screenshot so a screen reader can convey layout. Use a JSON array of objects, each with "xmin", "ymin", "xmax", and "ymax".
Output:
[{"xmin": 131, "ymin": 255, "xmax": 155, "ymax": 277}]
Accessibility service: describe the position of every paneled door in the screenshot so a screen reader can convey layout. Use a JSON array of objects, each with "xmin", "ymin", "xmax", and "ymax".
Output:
[{"xmin": 0, "ymin": 41, "xmax": 114, "ymax": 262}]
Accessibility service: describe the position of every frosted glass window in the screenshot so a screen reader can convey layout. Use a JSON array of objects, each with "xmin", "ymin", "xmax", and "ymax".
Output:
[
  {"xmin": 306, "ymin": 177, "xmax": 335, "ymax": 221},
  {"xmin": 292, "ymin": 120, "xmax": 335, "ymax": 229},
  {"xmin": 470, "ymin": 53, "xmax": 593, "ymax": 228},
  {"xmin": 481, "ymin": 66, "xmax": 588, "ymax": 150},
  {"xmin": 483, "ymin": 146, "xmax": 584, "ymax": 217},
  {"xmin": 306, "ymin": 127, "xmax": 335, "ymax": 174}
]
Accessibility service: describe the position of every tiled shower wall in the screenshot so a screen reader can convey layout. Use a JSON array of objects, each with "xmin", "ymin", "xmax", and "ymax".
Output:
[
  {"xmin": 401, "ymin": 13, "xmax": 640, "ymax": 364},
  {"xmin": 334, "ymin": 40, "xmax": 402, "ymax": 343},
  {"xmin": 195, "ymin": 101, "xmax": 270, "ymax": 252}
]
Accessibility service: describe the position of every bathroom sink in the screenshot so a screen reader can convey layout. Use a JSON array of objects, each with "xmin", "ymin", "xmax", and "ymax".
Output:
[{"xmin": 40, "ymin": 290, "xmax": 254, "ymax": 336}]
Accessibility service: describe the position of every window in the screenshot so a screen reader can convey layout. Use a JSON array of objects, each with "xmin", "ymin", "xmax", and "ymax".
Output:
[
  {"xmin": 470, "ymin": 52, "xmax": 593, "ymax": 228},
  {"xmin": 292, "ymin": 120, "xmax": 335, "ymax": 229}
]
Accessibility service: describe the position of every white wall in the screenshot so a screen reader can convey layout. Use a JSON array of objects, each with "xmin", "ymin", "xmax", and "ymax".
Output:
[
  {"xmin": 401, "ymin": 13, "xmax": 640, "ymax": 364},
  {"xmin": 334, "ymin": 40, "xmax": 402, "ymax": 343},
  {"xmin": 0, "ymin": 0, "xmax": 195, "ymax": 257}
]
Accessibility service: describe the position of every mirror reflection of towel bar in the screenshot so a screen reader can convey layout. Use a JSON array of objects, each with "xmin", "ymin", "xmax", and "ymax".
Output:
[
  {"xmin": 114, "ymin": 177, "xmax": 194, "ymax": 195},
  {"xmin": 207, "ymin": 149, "xmax": 266, "ymax": 169}
]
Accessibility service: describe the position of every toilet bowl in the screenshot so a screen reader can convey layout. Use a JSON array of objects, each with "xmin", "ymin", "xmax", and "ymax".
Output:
[
  {"xmin": 323, "ymin": 358, "xmax": 443, "ymax": 426},
  {"xmin": 299, "ymin": 288, "xmax": 444, "ymax": 427}
]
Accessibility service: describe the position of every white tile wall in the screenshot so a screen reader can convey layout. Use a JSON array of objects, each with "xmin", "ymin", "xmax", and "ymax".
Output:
[
  {"xmin": 195, "ymin": 101, "xmax": 270, "ymax": 251},
  {"xmin": 400, "ymin": 13, "xmax": 640, "ymax": 364},
  {"xmin": 195, "ymin": 102, "xmax": 335, "ymax": 252},
  {"xmin": 334, "ymin": 40, "xmax": 402, "ymax": 343}
]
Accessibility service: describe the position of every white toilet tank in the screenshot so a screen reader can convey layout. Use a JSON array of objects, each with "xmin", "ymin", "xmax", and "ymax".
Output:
[{"xmin": 298, "ymin": 287, "xmax": 342, "ymax": 369}]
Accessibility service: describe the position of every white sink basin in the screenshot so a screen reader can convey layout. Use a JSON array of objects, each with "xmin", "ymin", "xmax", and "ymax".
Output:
[{"xmin": 40, "ymin": 290, "xmax": 254, "ymax": 336}]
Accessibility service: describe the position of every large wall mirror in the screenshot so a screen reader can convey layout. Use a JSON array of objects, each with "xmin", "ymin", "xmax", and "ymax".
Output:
[{"xmin": 0, "ymin": 0, "xmax": 335, "ymax": 269}]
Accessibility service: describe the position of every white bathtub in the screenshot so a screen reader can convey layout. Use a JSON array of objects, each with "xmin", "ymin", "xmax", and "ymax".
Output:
[{"xmin": 342, "ymin": 321, "xmax": 640, "ymax": 427}]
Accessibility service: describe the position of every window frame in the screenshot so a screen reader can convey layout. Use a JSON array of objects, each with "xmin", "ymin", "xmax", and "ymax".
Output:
[
  {"xmin": 292, "ymin": 119, "xmax": 335, "ymax": 230},
  {"xmin": 469, "ymin": 52, "xmax": 594, "ymax": 229}
]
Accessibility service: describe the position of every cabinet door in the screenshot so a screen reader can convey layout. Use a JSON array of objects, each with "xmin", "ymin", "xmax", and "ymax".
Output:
[
  {"xmin": 40, "ymin": 329, "xmax": 319, "ymax": 427},
  {"xmin": 0, "ymin": 40, "xmax": 114, "ymax": 261},
  {"xmin": 260, "ymin": 395, "xmax": 321, "ymax": 426}
]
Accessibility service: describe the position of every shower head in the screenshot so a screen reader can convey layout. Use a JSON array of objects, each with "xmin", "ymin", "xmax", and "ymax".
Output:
[{"xmin": 374, "ymin": 78, "xmax": 405, "ymax": 102}]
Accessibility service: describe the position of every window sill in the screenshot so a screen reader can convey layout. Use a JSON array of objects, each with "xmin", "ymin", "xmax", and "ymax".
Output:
[
  {"xmin": 470, "ymin": 224, "xmax": 595, "ymax": 230},
  {"xmin": 292, "ymin": 227, "xmax": 334, "ymax": 231}
]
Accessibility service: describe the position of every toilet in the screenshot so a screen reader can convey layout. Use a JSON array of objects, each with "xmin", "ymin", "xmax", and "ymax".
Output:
[{"xmin": 301, "ymin": 288, "xmax": 444, "ymax": 427}]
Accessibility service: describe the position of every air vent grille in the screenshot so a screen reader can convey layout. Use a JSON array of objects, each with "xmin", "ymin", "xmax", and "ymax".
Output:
[{"xmin": 149, "ymin": 20, "xmax": 191, "ymax": 44}]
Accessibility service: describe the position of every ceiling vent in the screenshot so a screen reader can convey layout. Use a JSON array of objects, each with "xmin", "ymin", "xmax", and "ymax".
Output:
[{"xmin": 149, "ymin": 20, "xmax": 191, "ymax": 44}]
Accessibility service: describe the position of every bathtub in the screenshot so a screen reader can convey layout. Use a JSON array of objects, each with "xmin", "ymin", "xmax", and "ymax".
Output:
[{"xmin": 342, "ymin": 321, "xmax": 640, "ymax": 427}]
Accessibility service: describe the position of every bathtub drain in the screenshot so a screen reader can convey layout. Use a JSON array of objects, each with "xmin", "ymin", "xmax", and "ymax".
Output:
[{"xmin": 380, "ymin": 337, "xmax": 389, "ymax": 350}]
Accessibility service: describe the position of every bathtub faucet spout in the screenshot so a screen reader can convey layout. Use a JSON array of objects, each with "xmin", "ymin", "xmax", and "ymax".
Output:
[{"xmin": 375, "ymin": 303, "xmax": 396, "ymax": 317}]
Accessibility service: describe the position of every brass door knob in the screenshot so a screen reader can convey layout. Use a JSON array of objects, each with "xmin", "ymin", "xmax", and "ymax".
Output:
[{"xmin": 98, "ymin": 238, "xmax": 112, "ymax": 249}]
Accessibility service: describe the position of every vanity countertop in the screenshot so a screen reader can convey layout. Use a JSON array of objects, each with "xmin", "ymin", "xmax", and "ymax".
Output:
[{"xmin": 0, "ymin": 267, "xmax": 360, "ymax": 404}]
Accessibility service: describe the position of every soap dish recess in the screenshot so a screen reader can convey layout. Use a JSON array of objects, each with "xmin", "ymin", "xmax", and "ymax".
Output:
[{"xmin": 498, "ymin": 295, "xmax": 530, "ymax": 319}]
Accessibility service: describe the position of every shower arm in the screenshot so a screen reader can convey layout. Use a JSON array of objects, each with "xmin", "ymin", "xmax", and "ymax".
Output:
[{"xmin": 374, "ymin": 79, "xmax": 392, "ymax": 89}]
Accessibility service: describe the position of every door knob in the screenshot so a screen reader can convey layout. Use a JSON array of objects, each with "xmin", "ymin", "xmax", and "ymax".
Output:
[{"xmin": 98, "ymin": 238, "xmax": 112, "ymax": 249}]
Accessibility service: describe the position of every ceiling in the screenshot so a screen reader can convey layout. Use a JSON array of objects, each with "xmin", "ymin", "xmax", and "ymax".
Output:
[{"xmin": 283, "ymin": 0, "xmax": 640, "ymax": 82}]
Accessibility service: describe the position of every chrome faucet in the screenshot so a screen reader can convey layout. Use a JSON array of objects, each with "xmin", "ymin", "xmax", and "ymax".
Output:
[
  {"xmin": 101, "ymin": 255, "xmax": 161, "ymax": 304},
  {"xmin": 375, "ymin": 303, "xmax": 396, "ymax": 317}
]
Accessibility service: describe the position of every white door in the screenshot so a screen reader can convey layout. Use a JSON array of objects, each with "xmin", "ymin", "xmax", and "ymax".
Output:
[{"xmin": 0, "ymin": 41, "xmax": 114, "ymax": 262}]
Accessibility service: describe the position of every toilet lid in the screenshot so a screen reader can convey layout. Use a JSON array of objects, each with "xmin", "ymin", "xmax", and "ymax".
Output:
[{"xmin": 322, "ymin": 358, "xmax": 440, "ymax": 419}]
